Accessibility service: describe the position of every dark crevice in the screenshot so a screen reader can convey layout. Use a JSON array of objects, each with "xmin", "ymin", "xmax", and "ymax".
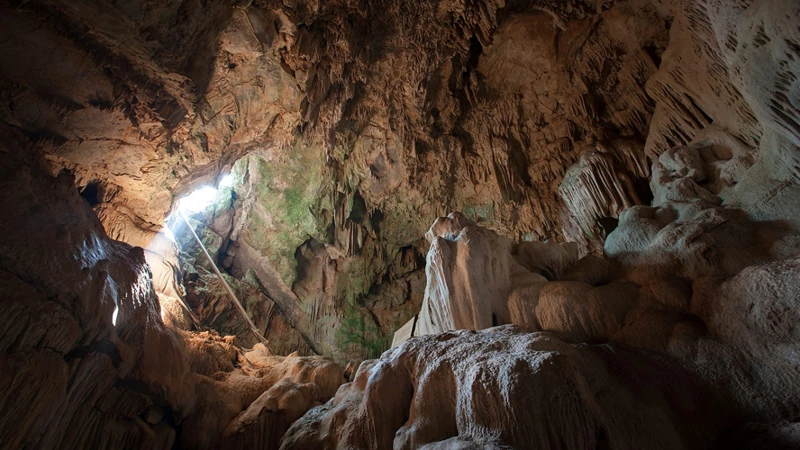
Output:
[
  {"xmin": 369, "ymin": 209, "xmax": 384, "ymax": 237},
  {"xmin": 684, "ymin": 93, "xmax": 713, "ymax": 125},
  {"xmin": 466, "ymin": 36, "xmax": 483, "ymax": 70},
  {"xmin": 632, "ymin": 177, "xmax": 654, "ymax": 206},
  {"xmin": 65, "ymin": 339, "xmax": 123, "ymax": 366},
  {"xmin": 643, "ymin": 42, "xmax": 663, "ymax": 67},
  {"xmin": 348, "ymin": 190, "xmax": 367, "ymax": 224},
  {"xmin": 597, "ymin": 217, "xmax": 619, "ymax": 236},
  {"xmin": 596, "ymin": 425, "xmax": 612, "ymax": 450},
  {"xmin": 80, "ymin": 181, "xmax": 102, "ymax": 207}
]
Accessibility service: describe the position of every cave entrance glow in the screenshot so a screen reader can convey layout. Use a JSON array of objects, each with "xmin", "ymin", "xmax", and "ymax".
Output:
[
  {"xmin": 175, "ymin": 174, "xmax": 233, "ymax": 214},
  {"xmin": 162, "ymin": 173, "xmax": 266, "ymax": 343},
  {"xmin": 140, "ymin": 173, "xmax": 236, "ymax": 329}
]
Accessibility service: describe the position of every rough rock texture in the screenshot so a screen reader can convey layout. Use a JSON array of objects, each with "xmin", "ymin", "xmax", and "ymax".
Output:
[
  {"xmin": 560, "ymin": 0, "xmax": 800, "ymax": 246},
  {"xmin": 0, "ymin": 0, "xmax": 675, "ymax": 361},
  {"xmin": 293, "ymin": 150, "xmax": 800, "ymax": 448},
  {"xmin": 558, "ymin": 144, "xmax": 650, "ymax": 250},
  {"xmin": 284, "ymin": 326, "xmax": 728, "ymax": 450},
  {"xmin": 0, "ymin": 142, "xmax": 344, "ymax": 448},
  {"xmin": 2, "ymin": 0, "xmax": 798, "ymax": 363},
  {"xmin": 412, "ymin": 212, "xmax": 581, "ymax": 337},
  {"xmin": 181, "ymin": 263, "xmax": 312, "ymax": 355},
  {"xmin": 282, "ymin": 0, "xmax": 800, "ymax": 443},
  {"xmin": 2, "ymin": 0, "xmax": 800, "ymax": 447}
]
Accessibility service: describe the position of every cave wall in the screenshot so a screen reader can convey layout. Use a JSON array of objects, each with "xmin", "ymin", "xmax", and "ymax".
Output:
[
  {"xmin": 0, "ymin": 0, "xmax": 670, "ymax": 360},
  {"xmin": 281, "ymin": 2, "xmax": 800, "ymax": 437},
  {"xmin": 1, "ymin": 0, "xmax": 799, "ymax": 362},
  {"xmin": 0, "ymin": 133, "xmax": 346, "ymax": 448},
  {"xmin": 293, "ymin": 127, "xmax": 800, "ymax": 448},
  {"xmin": 1, "ymin": 0, "xmax": 800, "ymax": 447},
  {"xmin": 173, "ymin": 0, "xmax": 673, "ymax": 361}
]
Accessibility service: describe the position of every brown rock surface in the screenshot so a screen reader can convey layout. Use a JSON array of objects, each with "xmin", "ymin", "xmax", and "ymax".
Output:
[
  {"xmin": 284, "ymin": 326, "xmax": 727, "ymax": 450},
  {"xmin": 0, "ymin": 142, "xmax": 343, "ymax": 448},
  {"xmin": 1, "ymin": 0, "xmax": 673, "ymax": 360},
  {"xmin": 1, "ymin": 0, "xmax": 800, "ymax": 448}
]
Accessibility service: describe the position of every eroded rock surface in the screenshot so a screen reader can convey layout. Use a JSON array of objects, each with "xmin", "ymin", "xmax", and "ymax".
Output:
[
  {"xmin": 284, "ymin": 326, "xmax": 728, "ymax": 450},
  {"xmin": 0, "ymin": 143, "xmax": 343, "ymax": 449},
  {"xmin": 0, "ymin": 0, "xmax": 675, "ymax": 360},
  {"xmin": 299, "ymin": 164, "xmax": 800, "ymax": 449},
  {"xmin": 1, "ymin": 0, "xmax": 800, "ymax": 448}
]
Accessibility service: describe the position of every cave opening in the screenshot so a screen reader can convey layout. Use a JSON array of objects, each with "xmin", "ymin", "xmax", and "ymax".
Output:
[
  {"xmin": 173, "ymin": 174, "xmax": 233, "ymax": 215},
  {"xmin": 596, "ymin": 216, "xmax": 619, "ymax": 236},
  {"xmin": 177, "ymin": 185, "xmax": 219, "ymax": 214},
  {"xmin": 2, "ymin": 1, "xmax": 800, "ymax": 449},
  {"xmin": 162, "ymin": 173, "xmax": 236, "ymax": 268},
  {"xmin": 160, "ymin": 171, "xmax": 269, "ymax": 344}
]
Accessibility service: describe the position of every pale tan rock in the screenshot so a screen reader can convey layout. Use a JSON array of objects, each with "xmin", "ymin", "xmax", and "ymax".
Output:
[
  {"xmin": 0, "ymin": 0, "xmax": 675, "ymax": 360},
  {"xmin": 283, "ymin": 327, "xmax": 727, "ymax": 450},
  {"xmin": 413, "ymin": 212, "xmax": 585, "ymax": 339},
  {"xmin": 0, "ymin": 144, "xmax": 345, "ymax": 449},
  {"xmin": 2, "ymin": 0, "xmax": 800, "ymax": 448}
]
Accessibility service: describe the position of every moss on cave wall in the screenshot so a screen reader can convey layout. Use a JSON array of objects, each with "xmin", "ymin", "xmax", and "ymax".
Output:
[
  {"xmin": 234, "ymin": 141, "xmax": 332, "ymax": 287},
  {"xmin": 219, "ymin": 141, "xmax": 402, "ymax": 361},
  {"xmin": 178, "ymin": 133, "xmax": 433, "ymax": 361},
  {"xmin": 463, "ymin": 203, "xmax": 496, "ymax": 222},
  {"xmin": 177, "ymin": 130, "xmax": 522, "ymax": 361},
  {"xmin": 334, "ymin": 300, "xmax": 390, "ymax": 360}
]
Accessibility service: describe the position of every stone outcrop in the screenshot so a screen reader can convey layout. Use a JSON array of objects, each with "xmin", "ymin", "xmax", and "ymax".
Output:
[
  {"xmin": 284, "ymin": 326, "xmax": 729, "ymax": 450},
  {"xmin": 408, "ymin": 212, "xmax": 581, "ymax": 338},
  {"xmin": 3, "ymin": 0, "xmax": 798, "ymax": 362},
  {"xmin": 558, "ymin": 143, "xmax": 650, "ymax": 249},
  {"xmin": 0, "ymin": 0, "xmax": 675, "ymax": 360},
  {"xmin": 297, "ymin": 0, "xmax": 800, "ymax": 438},
  {"xmin": 304, "ymin": 141, "xmax": 800, "ymax": 448}
]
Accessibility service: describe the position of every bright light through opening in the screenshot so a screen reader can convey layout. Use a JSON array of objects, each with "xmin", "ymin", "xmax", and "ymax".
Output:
[
  {"xmin": 219, "ymin": 173, "xmax": 234, "ymax": 188},
  {"xmin": 178, "ymin": 185, "xmax": 218, "ymax": 213},
  {"xmin": 176, "ymin": 174, "xmax": 234, "ymax": 214}
]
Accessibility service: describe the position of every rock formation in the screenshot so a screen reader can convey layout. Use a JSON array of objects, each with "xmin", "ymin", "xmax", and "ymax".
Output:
[
  {"xmin": 285, "ymin": 326, "xmax": 729, "ymax": 450},
  {"xmin": 0, "ymin": 142, "xmax": 343, "ymax": 449},
  {"xmin": 0, "ymin": 0, "xmax": 676, "ymax": 360},
  {"xmin": 1, "ymin": 0, "xmax": 800, "ymax": 447},
  {"xmin": 558, "ymin": 144, "xmax": 649, "ymax": 248},
  {"xmin": 294, "ymin": 124, "xmax": 800, "ymax": 448}
]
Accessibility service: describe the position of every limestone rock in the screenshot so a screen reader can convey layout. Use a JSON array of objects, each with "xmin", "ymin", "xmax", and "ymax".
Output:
[
  {"xmin": 409, "ymin": 212, "xmax": 630, "ymax": 342},
  {"xmin": 2, "ymin": 0, "xmax": 800, "ymax": 447},
  {"xmin": 559, "ymin": 146, "xmax": 649, "ymax": 248},
  {"xmin": 282, "ymin": 327, "xmax": 726, "ymax": 450},
  {"xmin": 0, "ymin": 143, "xmax": 345, "ymax": 449},
  {"xmin": 0, "ymin": 0, "xmax": 675, "ymax": 360}
]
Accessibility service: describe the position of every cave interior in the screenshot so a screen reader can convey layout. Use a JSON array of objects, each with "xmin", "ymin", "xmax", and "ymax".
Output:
[{"xmin": 1, "ymin": 0, "xmax": 800, "ymax": 449}]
